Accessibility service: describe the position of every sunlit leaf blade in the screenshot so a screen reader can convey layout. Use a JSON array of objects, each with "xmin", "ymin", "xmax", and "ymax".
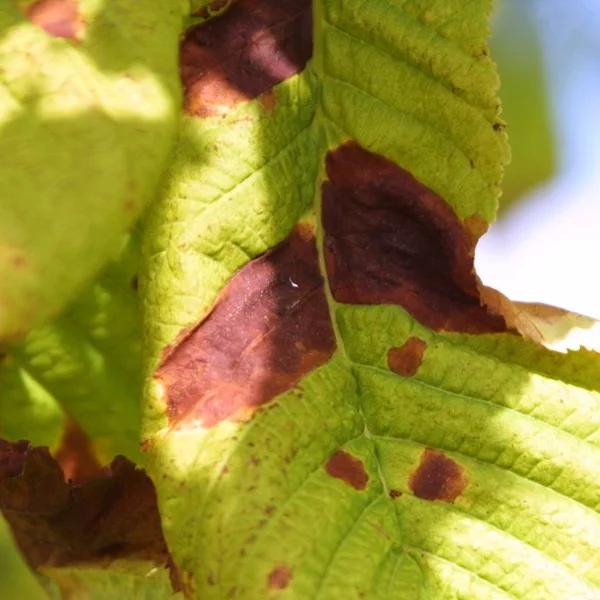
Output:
[{"xmin": 140, "ymin": 1, "xmax": 599, "ymax": 599}]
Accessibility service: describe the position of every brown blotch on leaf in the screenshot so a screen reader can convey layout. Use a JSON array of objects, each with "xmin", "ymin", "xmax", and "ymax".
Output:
[
  {"xmin": 321, "ymin": 142, "xmax": 508, "ymax": 333},
  {"xmin": 267, "ymin": 565, "xmax": 292, "ymax": 590},
  {"xmin": 0, "ymin": 439, "xmax": 170, "ymax": 571},
  {"xmin": 409, "ymin": 449, "xmax": 467, "ymax": 502},
  {"xmin": 325, "ymin": 450, "xmax": 369, "ymax": 490},
  {"xmin": 25, "ymin": 0, "xmax": 83, "ymax": 40},
  {"xmin": 389, "ymin": 489, "xmax": 402, "ymax": 499},
  {"xmin": 180, "ymin": 0, "xmax": 312, "ymax": 116},
  {"xmin": 155, "ymin": 226, "xmax": 336, "ymax": 428},
  {"xmin": 387, "ymin": 337, "xmax": 427, "ymax": 377},
  {"xmin": 54, "ymin": 420, "xmax": 103, "ymax": 484}
]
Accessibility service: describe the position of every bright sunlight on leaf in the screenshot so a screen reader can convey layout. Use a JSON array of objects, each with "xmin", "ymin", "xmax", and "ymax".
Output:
[{"xmin": 1, "ymin": 1, "xmax": 599, "ymax": 599}]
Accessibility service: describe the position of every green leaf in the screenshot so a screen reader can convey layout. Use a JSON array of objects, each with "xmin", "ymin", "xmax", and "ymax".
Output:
[
  {"xmin": 1, "ymin": 0, "xmax": 599, "ymax": 598},
  {"xmin": 139, "ymin": 1, "xmax": 599, "ymax": 599},
  {"xmin": 0, "ymin": 232, "xmax": 143, "ymax": 463},
  {"xmin": 0, "ymin": 0, "xmax": 183, "ymax": 339},
  {"xmin": 0, "ymin": 515, "xmax": 46, "ymax": 600}
]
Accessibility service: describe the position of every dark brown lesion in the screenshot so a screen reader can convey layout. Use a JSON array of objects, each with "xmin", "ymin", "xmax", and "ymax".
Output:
[
  {"xmin": 181, "ymin": 0, "xmax": 313, "ymax": 117},
  {"xmin": 0, "ymin": 439, "xmax": 170, "ymax": 571},
  {"xmin": 155, "ymin": 225, "xmax": 336, "ymax": 428},
  {"xmin": 25, "ymin": 0, "xmax": 83, "ymax": 40},
  {"xmin": 387, "ymin": 337, "xmax": 427, "ymax": 377},
  {"xmin": 325, "ymin": 450, "xmax": 369, "ymax": 490},
  {"xmin": 321, "ymin": 142, "xmax": 508, "ymax": 334},
  {"xmin": 409, "ymin": 449, "xmax": 467, "ymax": 502}
]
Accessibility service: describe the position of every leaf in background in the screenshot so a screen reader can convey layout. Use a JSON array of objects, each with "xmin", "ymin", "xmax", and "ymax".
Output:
[
  {"xmin": 0, "ymin": 232, "xmax": 143, "ymax": 463},
  {"xmin": 0, "ymin": 230, "xmax": 153, "ymax": 598},
  {"xmin": 0, "ymin": 515, "xmax": 46, "ymax": 600},
  {"xmin": 491, "ymin": 0, "xmax": 556, "ymax": 208},
  {"xmin": 0, "ymin": 0, "xmax": 183, "ymax": 340},
  {"xmin": 139, "ymin": 0, "xmax": 597, "ymax": 598}
]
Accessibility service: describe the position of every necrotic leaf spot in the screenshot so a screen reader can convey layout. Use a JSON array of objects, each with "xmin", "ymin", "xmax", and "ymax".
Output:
[
  {"xmin": 180, "ymin": 0, "xmax": 312, "ymax": 116},
  {"xmin": 321, "ymin": 142, "xmax": 508, "ymax": 333},
  {"xmin": 387, "ymin": 337, "xmax": 427, "ymax": 377},
  {"xmin": 409, "ymin": 449, "xmax": 467, "ymax": 502},
  {"xmin": 325, "ymin": 450, "xmax": 369, "ymax": 490},
  {"xmin": 155, "ymin": 226, "xmax": 336, "ymax": 428},
  {"xmin": 26, "ymin": 0, "xmax": 82, "ymax": 39},
  {"xmin": 267, "ymin": 565, "xmax": 292, "ymax": 590}
]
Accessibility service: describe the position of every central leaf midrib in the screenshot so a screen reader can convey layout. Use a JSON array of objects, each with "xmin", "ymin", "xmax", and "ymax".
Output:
[{"xmin": 310, "ymin": 77, "xmax": 409, "ymax": 600}]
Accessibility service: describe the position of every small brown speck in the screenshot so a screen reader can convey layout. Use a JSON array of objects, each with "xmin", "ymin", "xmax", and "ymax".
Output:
[
  {"xmin": 140, "ymin": 439, "xmax": 153, "ymax": 452},
  {"xmin": 267, "ymin": 565, "xmax": 292, "ymax": 590},
  {"xmin": 11, "ymin": 255, "xmax": 27, "ymax": 268}
]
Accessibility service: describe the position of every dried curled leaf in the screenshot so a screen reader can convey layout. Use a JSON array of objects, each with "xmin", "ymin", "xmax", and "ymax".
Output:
[
  {"xmin": 481, "ymin": 283, "xmax": 600, "ymax": 352},
  {"xmin": 0, "ymin": 438, "xmax": 179, "ymax": 597}
]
